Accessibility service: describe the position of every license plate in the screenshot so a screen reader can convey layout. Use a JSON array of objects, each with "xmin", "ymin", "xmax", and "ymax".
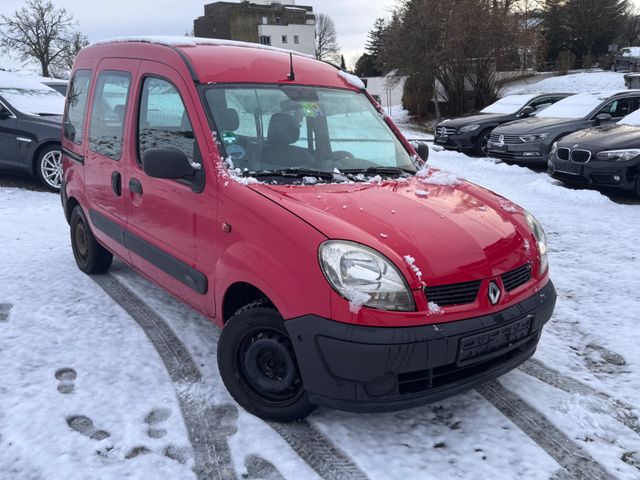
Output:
[
  {"xmin": 556, "ymin": 160, "xmax": 581, "ymax": 175},
  {"xmin": 492, "ymin": 144, "xmax": 508, "ymax": 152},
  {"xmin": 435, "ymin": 135, "xmax": 448, "ymax": 143},
  {"xmin": 457, "ymin": 315, "xmax": 533, "ymax": 366}
]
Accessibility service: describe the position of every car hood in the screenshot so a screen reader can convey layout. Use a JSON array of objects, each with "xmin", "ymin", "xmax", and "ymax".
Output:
[
  {"xmin": 559, "ymin": 124, "xmax": 640, "ymax": 150},
  {"xmin": 250, "ymin": 172, "xmax": 533, "ymax": 289},
  {"xmin": 439, "ymin": 112, "xmax": 512, "ymax": 129},
  {"xmin": 24, "ymin": 113, "xmax": 63, "ymax": 128},
  {"xmin": 496, "ymin": 116, "xmax": 580, "ymax": 134}
]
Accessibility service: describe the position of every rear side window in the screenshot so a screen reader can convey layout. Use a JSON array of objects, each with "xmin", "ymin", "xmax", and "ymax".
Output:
[
  {"xmin": 137, "ymin": 77, "xmax": 197, "ymax": 166},
  {"xmin": 63, "ymin": 70, "xmax": 92, "ymax": 145},
  {"xmin": 89, "ymin": 71, "xmax": 132, "ymax": 160}
]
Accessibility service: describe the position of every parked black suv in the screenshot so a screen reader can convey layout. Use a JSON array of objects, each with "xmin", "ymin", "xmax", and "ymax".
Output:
[
  {"xmin": 548, "ymin": 111, "xmax": 640, "ymax": 197},
  {"xmin": 614, "ymin": 47, "xmax": 640, "ymax": 72},
  {"xmin": 434, "ymin": 93, "xmax": 570, "ymax": 155},
  {"xmin": 0, "ymin": 72, "xmax": 64, "ymax": 191},
  {"xmin": 487, "ymin": 90, "xmax": 640, "ymax": 165}
]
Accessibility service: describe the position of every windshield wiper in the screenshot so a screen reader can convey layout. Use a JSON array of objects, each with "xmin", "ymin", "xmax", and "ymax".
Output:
[
  {"xmin": 243, "ymin": 167, "xmax": 334, "ymax": 180},
  {"xmin": 341, "ymin": 166, "xmax": 416, "ymax": 175}
]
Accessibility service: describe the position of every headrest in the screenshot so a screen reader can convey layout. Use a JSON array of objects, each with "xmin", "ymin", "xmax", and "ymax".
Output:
[
  {"xmin": 217, "ymin": 107, "xmax": 240, "ymax": 132},
  {"xmin": 114, "ymin": 104, "xmax": 125, "ymax": 122},
  {"xmin": 267, "ymin": 113, "xmax": 300, "ymax": 145}
]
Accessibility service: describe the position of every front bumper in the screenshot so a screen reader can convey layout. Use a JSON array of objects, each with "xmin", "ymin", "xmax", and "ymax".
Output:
[
  {"xmin": 548, "ymin": 155, "xmax": 640, "ymax": 191},
  {"xmin": 286, "ymin": 281, "xmax": 556, "ymax": 413},
  {"xmin": 433, "ymin": 132, "xmax": 477, "ymax": 151},
  {"xmin": 487, "ymin": 140, "xmax": 551, "ymax": 163}
]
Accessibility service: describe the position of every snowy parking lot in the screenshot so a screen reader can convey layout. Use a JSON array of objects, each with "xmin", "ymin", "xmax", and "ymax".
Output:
[{"xmin": 1, "ymin": 141, "xmax": 639, "ymax": 479}]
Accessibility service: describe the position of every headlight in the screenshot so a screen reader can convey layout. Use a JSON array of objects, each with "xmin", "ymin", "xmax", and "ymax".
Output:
[
  {"xmin": 519, "ymin": 133, "xmax": 550, "ymax": 143},
  {"xmin": 458, "ymin": 124, "xmax": 480, "ymax": 134},
  {"xmin": 550, "ymin": 141, "xmax": 558, "ymax": 156},
  {"xmin": 525, "ymin": 212, "xmax": 548, "ymax": 275},
  {"xmin": 318, "ymin": 241, "xmax": 415, "ymax": 313},
  {"xmin": 596, "ymin": 149, "xmax": 640, "ymax": 162}
]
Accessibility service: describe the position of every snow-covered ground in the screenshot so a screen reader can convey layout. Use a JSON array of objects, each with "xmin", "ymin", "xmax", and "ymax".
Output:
[
  {"xmin": 2, "ymin": 138, "xmax": 639, "ymax": 478},
  {"xmin": 505, "ymin": 71, "xmax": 627, "ymax": 95}
]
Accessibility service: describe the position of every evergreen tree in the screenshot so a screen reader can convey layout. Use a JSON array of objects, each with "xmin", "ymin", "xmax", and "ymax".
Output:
[
  {"xmin": 365, "ymin": 18, "xmax": 386, "ymax": 58},
  {"xmin": 542, "ymin": 0, "xmax": 570, "ymax": 63},
  {"xmin": 340, "ymin": 54, "xmax": 347, "ymax": 70}
]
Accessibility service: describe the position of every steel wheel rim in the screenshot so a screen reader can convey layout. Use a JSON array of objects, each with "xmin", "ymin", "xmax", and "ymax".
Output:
[
  {"xmin": 41, "ymin": 150, "xmax": 62, "ymax": 189},
  {"xmin": 74, "ymin": 221, "xmax": 89, "ymax": 263}
]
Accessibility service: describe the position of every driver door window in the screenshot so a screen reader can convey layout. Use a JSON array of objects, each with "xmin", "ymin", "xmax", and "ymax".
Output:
[{"xmin": 596, "ymin": 98, "xmax": 635, "ymax": 119}]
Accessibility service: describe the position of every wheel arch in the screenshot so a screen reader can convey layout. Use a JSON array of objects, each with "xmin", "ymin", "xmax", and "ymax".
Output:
[{"xmin": 222, "ymin": 282, "xmax": 274, "ymax": 324}]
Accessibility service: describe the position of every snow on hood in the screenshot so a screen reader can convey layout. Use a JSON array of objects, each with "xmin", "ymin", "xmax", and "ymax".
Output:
[
  {"xmin": 536, "ymin": 91, "xmax": 629, "ymax": 119},
  {"xmin": 0, "ymin": 71, "xmax": 65, "ymax": 116},
  {"xmin": 249, "ymin": 170, "xmax": 531, "ymax": 287},
  {"xmin": 480, "ymin": 94, "xmax": 538, "ymax": 114},
  {"xmin": 618, "ymin": 108, "xmax": 640, "ymax": 126}
]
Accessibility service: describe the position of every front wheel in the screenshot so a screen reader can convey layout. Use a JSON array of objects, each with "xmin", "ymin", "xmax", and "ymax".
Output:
[
  {"xmin": 36, "ymin": 145, "xmax": 63, "ymax": 191},
  {"xmin": 475, "ymin": 129, "xmax": 492, "ymax": 156},
  {"xmin": 217, "ymin": 301, "xmax": 316, "ymax": 422}
]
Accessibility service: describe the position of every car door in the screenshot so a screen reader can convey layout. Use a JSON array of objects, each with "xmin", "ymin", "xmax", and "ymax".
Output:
[
  {"xmin": 84, "ymin": 59, "xmax": 139, "ymax": 262},
  {"xmin": 125, "ymin": 61, "xmax": 213, "ymax": 313},
  {"xmin": 0, "ymin": 97, "xmax": 18, "ymax": 168},
  {"xmin": 593, "ymin": 97, "xmax": 639, "ymax": 124}
]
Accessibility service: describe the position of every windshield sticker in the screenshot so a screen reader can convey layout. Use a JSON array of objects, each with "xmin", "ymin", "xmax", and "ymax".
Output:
[
  {"xmin": 301, "ymin": 101, "xmax": 323, "ymax": 118},
  {"xmin": 222, "ymin": 131, "xmax": 238, "ymax": 145}
]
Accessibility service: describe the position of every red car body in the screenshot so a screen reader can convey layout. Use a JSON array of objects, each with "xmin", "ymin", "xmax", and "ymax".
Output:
[{"xmin": 61, "ymin": 38, "xmax": 556, "ymax": 417}]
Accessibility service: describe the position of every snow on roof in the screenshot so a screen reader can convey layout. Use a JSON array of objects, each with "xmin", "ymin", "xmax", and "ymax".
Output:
[
  {"xmin": 338, "ymin": 70, "xmax": 365, "ymax": 90},
  {"xmin": 91, "ymin": 35, "xmax": 315, "ymax": 59},
  {"xmin": 620, "ymin": 47, "xmax": 640, "ymax": 57},
  {"xmin": 536, "ymin": 90, "xmax": 640, "ymax": 119},
  {"xmin": 480, "ymin": 94, "xmax": 539, "ymax": 114},
  {"xmin": 0, "ymin": 71, "xmax": 64, "ymax": 116}
]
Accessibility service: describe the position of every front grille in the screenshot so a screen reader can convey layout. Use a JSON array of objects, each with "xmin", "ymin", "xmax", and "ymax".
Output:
[
  {"xmin": 571, "ymin": 149, "xmax": 591, "ymax": 163},
  {"xmin": 557, "ymin": 147, "xmax": 570, "ymax": 161},
  {"xmin": 424, "ymin": 280, "xmax": 481, "ymax": 307},
  {"xmin": 436, "ymin": 126, "xmax": 457, "ymax": 136},
  {"xmin": 501, "ymin": 263, "xmax": 532, "ymax": 292},
  {"xmin": 490, "ymin": 133, "xmax": 524, "ymax": 145}
]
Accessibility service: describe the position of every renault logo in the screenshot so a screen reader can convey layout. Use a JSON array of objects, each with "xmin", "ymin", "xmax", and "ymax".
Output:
[{"xmin": 488, "ymin": 281, "xmax": 501, "ymax": 305}]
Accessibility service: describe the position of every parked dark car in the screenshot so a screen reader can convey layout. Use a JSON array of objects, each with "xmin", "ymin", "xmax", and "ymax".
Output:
[
  {"xmin": 548, "ymin": 110, "xmax": 640, "ymax": 197},
  {"xmin": 614, "ymin": 47, "xmax": 640, "ymax": 72},
  {"xmin": 0, "ymin": 72, "xmax": 65, "ymax": 190},
  {"xmin": 487, "ymin": 90, "xmax": 640, "ymax": 165},
  {"xmin": 434, "ymin": 93, "xmax": 571, "ymax": 155}
]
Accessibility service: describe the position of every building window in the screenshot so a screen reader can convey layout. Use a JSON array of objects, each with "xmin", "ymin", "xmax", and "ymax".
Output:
[
  {"xmin": 275, "ymin": 17, "xmax": 281, "ymax": 24},
  {"xmin": 294, "ymin": 35, "xmax": 299, "ymax": 44},
  {"xmin": 282, "ymin": 35, "xmax": 288, "ymax": 44},
  {"xmin": 261, "ymin": 16, "xmax": 267, "ymax": 25},
  {"xmin": 259, "ymin": 35, "xmax": 271, "ymax": 46}
]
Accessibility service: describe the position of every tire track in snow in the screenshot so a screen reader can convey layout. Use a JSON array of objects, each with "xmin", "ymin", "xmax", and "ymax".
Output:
[
  {"xmin": 477, "ymin": 380, "xmax": 615, "ymax": 480},
  {"xmin": 519, "ymin": 358, "xmax": 640, "ymax": 436},
  {"xmin": 94, "ymin": 273, "xmax": 368, "ymax": 480}
]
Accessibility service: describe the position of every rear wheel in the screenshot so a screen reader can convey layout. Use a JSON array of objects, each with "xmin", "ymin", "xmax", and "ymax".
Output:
[
  {"xmin": 217, "ymin": 301, "xmax": 316, "ymax": 422},
  {"xmin": 70, "ymin": 207, "xmax": 113, "ymax": 274},
  {"xmin": 636, "ymin": 174, "xmax": 640, "ymax": 199},
  {"xmin": 475, "ymin": 129, "xmax": 492, "ymax": 156},
  {"xmin": 36, "ymin": 145, "xmax": 63, "ymax": 191}
]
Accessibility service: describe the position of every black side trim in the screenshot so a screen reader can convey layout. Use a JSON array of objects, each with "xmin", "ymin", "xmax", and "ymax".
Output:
[
  {"xmin": 172, "ymin": 47, "xmax": 200, "ymax": 83},
  {"xmin": 89, "ymin": 210, "xmax": 208, "ymax": 294},
  {"xmin": 62, "ymin": 147, "xmax": 85, "ymax": 164}
]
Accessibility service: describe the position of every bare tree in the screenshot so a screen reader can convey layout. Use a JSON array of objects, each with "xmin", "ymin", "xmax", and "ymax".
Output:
[
  {"xmin": 0, "ymin": 0, "xmax": 77, "ymax": 77},
  {"xmin": 315, "ymin": 13, "xmax": 341, "ymax": 63},
  {"xmin": 51, "ymin": 31, "xmax": 89, "ymax": 77}
]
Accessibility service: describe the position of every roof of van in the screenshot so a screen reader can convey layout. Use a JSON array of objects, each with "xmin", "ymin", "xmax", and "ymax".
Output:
[{"xmin": 87, "ymin": 36, "xmax": 361, "ymax": 90}]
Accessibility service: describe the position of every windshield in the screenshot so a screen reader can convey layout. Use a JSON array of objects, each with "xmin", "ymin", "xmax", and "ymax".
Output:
[
  {"xmin": 535, "ymin": 93, "xmax": 607, "ymax": 119},
  {"xmin": 0, "ymin": 88, "xmax": 64, "ymax": 116},
  {"xmin": 480, "ymin": 94, "xmax": 537, "ymax": 114},
  {"xmin": 204, "ymin": 85, "xmax": 416, "ymax": 180}
]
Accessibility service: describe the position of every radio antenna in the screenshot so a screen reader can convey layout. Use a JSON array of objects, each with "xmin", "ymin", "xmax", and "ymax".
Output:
[{"xmin": 287, "ymin": 53, "xmax": 295, "ymax": 81}]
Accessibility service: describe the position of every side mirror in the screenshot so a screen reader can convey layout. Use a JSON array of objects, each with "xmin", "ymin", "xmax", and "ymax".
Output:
[
  {"xmin": 142, "ymin": 148, "xmax": 195, "ymax": 179},
  {"xmin": 595, "ymin": 113, "xmax": 613, "ymax": 123},
  {"xmin": 519, "ymin": 106, "xmax": 535, "ymax": 117},
  {"xmin": 414, "ymin": 142, "xmax": 430, "ymax": 162}
]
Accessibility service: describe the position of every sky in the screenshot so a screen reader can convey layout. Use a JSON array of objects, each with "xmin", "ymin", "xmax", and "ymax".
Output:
[{"xmin": 0, "ymin": 0, "xmax": 397, "ymax": 74}]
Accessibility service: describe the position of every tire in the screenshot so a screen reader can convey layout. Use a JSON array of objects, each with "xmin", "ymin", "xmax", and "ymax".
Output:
[
  {"xmin": 475, "ymin": 129, "xmax": 492, "ymax": 156},
  {"xmin": 70, "ymin": 206, "xmax": 113, "ymax": 274},
  {"xmin": 35, "ymin": 145, "xmax": 63, "ymax": 192},
  {"xmin": 217, "ymin": 300, "xmax": 316, "ymax": 422}
]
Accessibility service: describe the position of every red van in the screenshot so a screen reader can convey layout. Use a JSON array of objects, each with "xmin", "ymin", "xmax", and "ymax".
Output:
[{"xmin": 61, "ymin": 37, "xmax": 556, "ymax": 421}]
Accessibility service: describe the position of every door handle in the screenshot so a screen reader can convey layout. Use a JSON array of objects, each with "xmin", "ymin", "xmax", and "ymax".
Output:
[
  {"xmin": 129, "ymin": 178, "xmax": 143, "ymax": 195},
  {"xmin": 111, "ymin": 171, "xmax": 122, "ymax": 197}
]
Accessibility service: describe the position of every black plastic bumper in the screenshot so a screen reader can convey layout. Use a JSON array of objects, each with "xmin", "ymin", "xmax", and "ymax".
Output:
[
  {"xmin": 434, "ymin": 134, "xmax": 476, "ymax": 151},
  {"xmin": 548, "ymin": 158, "xmax": 640, "ymax": 192},
  {"xmin": 286, "ymin": 281, "xmax": 556, "ymax": 413}
]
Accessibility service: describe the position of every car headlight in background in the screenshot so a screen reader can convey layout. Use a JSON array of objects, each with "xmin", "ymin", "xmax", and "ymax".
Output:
[
  {"xmin": 596, "ymin": 149, "xmax": 640, "ymax": 162},
  {"xmin": 519, "ymin": 133, "xmax": 550, "ymax": 143},
  {"xmin": 319, "ymin": 241, "xmax": 415, "ymax": 312},
  {"xmin": 458, "ymin": 124, "xmax": 480, "ymax": 134},
  {"xmin": 550, "ymin": 141, "xmax": 558, "ymax": 157},
  {"xmin": 525, "ymin": 212, "xmax": 548, "ymax": 275}
]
